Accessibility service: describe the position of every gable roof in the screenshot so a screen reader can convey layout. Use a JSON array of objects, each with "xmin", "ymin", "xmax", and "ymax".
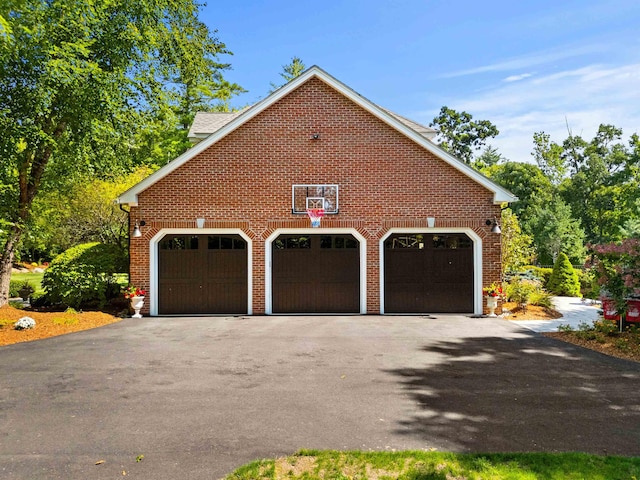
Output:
[
  {"xmin": 377, "ymin": 107, "xmax": 437, "ymax": 140},
  {"xmin": 117, "ymin": 66, "xmax": 517, "ymax": 205},
  {"xmin": 187, "ymin": 106, "xmax": 437, "ymax": 144},
  {"xmin": 187, "ymin": 110, "xmax": 246, "ymax": 144}
]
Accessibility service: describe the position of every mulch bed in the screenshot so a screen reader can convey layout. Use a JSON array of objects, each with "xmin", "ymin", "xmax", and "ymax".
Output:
[
  {"xmin": 0, "ymin": 305, "xmax": 121, "ymax": 346},
  {"xmin": 501, "ymin": 302, "xmax": 563, "ymax": 320},
  {"xmin": 544, "ymin": 331, "xmax": 640, "ymax": 363},
  {"xmin": 502, "ymin": 301, "xmax": 640, "ymax": 363}
]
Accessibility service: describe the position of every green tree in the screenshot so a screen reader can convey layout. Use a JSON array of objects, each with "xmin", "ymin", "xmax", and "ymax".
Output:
[
  {"xmin": 212, "ymin": 79, "xmax": 249, "ymax": 113},
  {"xmin": 501, "ymin": 208, "xmax": 534, "ymax": 274},
  {"xmin": 486, "ymin": 162, "xmax": 554, "ymax": 235},
  {"xmin": 0, "ymin": 0, "xmax": 236, "ymax": 306},
  {"xmin": 530, "ymin": 199, "xmax": 585, "ymax": 265},
  {"xmin": 22, "ymin": 167, "xmax": 156, "ymax": 260},
  {"xmin": 269, "ymin": 56, "xmax": 306, "ymax": 92},
  {"xmin": 472, "ymin": 145, "xmax": 504, "ymax": 171},
  {"xmin": 547, "ymin": 252, "xmax": 581, "ymax": 297},
  {"xmin": 429, "ymin": 106, "xmax": 499, "ymax": 164},
  {"xmin": 560, "ymin": 130, "xmax": 589, "ymax": 175},
  {"xmin": 620, "ymin": 215, "xmax": 640, "ymax": 239},
  {"xmin": 532, "ymin": 132, "xmax": 566, "ymax": 184},
  {"xmin": 0, "ymin": 13, "xmax": 10, "ymax": 41},
  {"xmin": 558, "ymin": 127, "xmax": 640, "ymax": 244}
]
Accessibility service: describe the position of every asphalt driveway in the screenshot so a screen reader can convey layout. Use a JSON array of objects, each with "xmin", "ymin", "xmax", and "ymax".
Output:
[{"xmin": 1, "ymin": 315, "xmax": 639, "ymax": 479}]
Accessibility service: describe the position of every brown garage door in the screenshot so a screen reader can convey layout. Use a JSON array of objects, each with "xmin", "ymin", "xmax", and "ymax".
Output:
[
  {"xmin": 158, "ymin": 234, "xmax": 247, "ymax": 314},
  {"xmin": 272, "ymin": 234, "xmax": 360, "ymax": 313},
  {"xmin": 384, "ymin": 233, "xmax": 473, "ymax": 313}
]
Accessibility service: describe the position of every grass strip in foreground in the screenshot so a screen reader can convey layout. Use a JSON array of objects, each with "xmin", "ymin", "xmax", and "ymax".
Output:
[{"xmin": 224, "ymin": 450, "xmax": 640, "ymax": 480}]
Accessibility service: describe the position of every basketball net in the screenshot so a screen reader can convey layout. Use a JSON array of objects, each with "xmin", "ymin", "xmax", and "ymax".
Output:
[{"xmin": 306, "ymin": 208, "xmax": 325, "ymax": 228}]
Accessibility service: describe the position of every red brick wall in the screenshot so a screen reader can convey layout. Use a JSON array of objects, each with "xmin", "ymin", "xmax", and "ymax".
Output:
[{"xmin": 130, "ymin": 77, "xmax": 502, "ymax": 314}]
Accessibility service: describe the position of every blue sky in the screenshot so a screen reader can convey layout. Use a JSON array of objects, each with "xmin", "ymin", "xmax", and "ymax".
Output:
[{"xmin": 202, "ymin": 0, "xmax": 640, "ymax": 162}]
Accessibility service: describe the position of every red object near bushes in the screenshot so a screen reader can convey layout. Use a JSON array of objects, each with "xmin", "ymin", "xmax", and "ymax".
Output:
[
  {"xmin": 626, "ymin": 299, "xmax": 640, "ymax": 323},
  {"xmin": 601, "ymin": 298, "xmax": 621, "ymax": 321}
]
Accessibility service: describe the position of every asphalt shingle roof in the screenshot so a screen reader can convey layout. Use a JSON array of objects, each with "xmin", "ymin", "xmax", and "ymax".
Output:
[
  {"xmin": 379, "ymin": 107, "xmax": 437, "ymax": 139},
  {"xmin": 187, "ymin": 106, "xmax": 436, "ymax": 143},
  {"xmin": 187, "ymin": 111, "xmax": 245, "ymax": 142}
]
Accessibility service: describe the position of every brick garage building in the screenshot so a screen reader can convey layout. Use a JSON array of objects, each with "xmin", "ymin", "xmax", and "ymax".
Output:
[{"xmin": 117, "ymin": 66, "xmax": 516, "ymax": 316}]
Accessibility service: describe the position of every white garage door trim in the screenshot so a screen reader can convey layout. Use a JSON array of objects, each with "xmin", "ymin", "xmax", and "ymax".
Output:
[
  {"xmin": 148, "ymin": 228, "xmax": 253, "ymax": 316},
  {"xmin": 265, "ymin": 228, "xmax": 367, "ymax": 315},
  {"xmin": 379, "ymin": 228, "xmax": 483, "ymax": 315}
]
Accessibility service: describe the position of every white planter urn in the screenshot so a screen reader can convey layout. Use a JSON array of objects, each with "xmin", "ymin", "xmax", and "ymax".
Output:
[
  {"xmin": 131, "ymin": 296, "xmax": 145, "ymax": 318},
  {"xmin": 486, "ymin": 296, "xmax": 498, "ymax": 317}
]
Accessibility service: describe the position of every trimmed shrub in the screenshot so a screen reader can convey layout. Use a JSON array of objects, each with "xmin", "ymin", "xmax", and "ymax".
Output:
[
  {"xmin": 42, "ymin": 242, "xmax": 127, "ymax": 309},
  {"xmin": 529, "ymin": 266, "xmax": 553, "ymax": 288},
  {"xmin": 548, "ymin": 252, "xmax": 581, "ymax": 297}
]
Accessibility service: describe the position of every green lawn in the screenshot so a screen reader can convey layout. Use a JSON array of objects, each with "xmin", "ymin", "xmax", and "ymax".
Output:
[
  {"xmin": 10, "ymin": 271, "xmax": 45, "ymax": 295},
  {"xmin": 224, "ymin": 450, "xmax": 640, "ymax": 480}
]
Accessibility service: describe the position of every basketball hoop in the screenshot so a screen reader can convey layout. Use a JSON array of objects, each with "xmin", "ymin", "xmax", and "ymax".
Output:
[{"xmin": 306, "ymin": 208, "xmax": 325, "ymax": 228}]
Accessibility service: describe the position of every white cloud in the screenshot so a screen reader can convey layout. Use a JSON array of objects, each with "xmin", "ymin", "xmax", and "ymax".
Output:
[
  {"xmin": 440, "ymin": 43, "xmax": 610, "ymax": 78},
  {"xmin": 420, "ymin": 63, "xmax": 640, "ymax": 162},
  {"xmin": 504, "ymin": 73, "xmax": 533, "ymax": 82}
]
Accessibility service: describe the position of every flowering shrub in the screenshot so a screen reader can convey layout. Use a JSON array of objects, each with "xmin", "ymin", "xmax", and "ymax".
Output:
[
  {"xmin": 14, "ymin": 316, "xmax": 36, "ymax": 330},
  {"xmin": 123, "ymin": 285, "xmax": 146, "ymax": 299},
  {"xmin": 483, "ymin": 282, "xmax": 503, "ymax": 297},
  {"xmin": 588, "ymin": 238, "xmax": 640, "ymax": 312}
]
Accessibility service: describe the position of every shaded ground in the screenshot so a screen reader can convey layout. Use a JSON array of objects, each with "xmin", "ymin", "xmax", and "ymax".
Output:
[
  {"xmin": 0, "ymin": 305, "xmax": 121, "ymax": 346},
  {"xmin": 385, "ymin": 333, "xmax": 640, "ymax": 455}
]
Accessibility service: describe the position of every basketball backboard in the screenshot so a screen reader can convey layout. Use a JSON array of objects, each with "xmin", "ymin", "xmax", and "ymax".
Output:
[{"xmin": 292, "ymin": 184, "xmax": 338, "ymax": 214}]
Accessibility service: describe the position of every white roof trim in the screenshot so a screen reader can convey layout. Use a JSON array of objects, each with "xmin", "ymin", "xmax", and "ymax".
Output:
[
  {"xmin": 117, "ymin": 66, "xmax": 517, "ymax": 205},
  {"xmin": 188, "ymin": 133, "xmax": 209, "ymax": 144}
]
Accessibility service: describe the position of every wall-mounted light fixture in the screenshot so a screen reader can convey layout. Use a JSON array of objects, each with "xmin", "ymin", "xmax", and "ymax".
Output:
[
  {"xmin": 486, "ymin": 217, "xmax": 501, "ymax": 234},
  {"xmin": 196, "ymin": 218, "xmax": 205, "ymax": 229},
  {"xmin": 311, "ymin": 133, "xmax": 320, "ymax": 140},
  {"xmin": 132, "ymin": 220, "xmax": 146, "ymax": 238},
  {"xmin": 427, "ymin": 217, "xmax": 436, "ymax": 228}
]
